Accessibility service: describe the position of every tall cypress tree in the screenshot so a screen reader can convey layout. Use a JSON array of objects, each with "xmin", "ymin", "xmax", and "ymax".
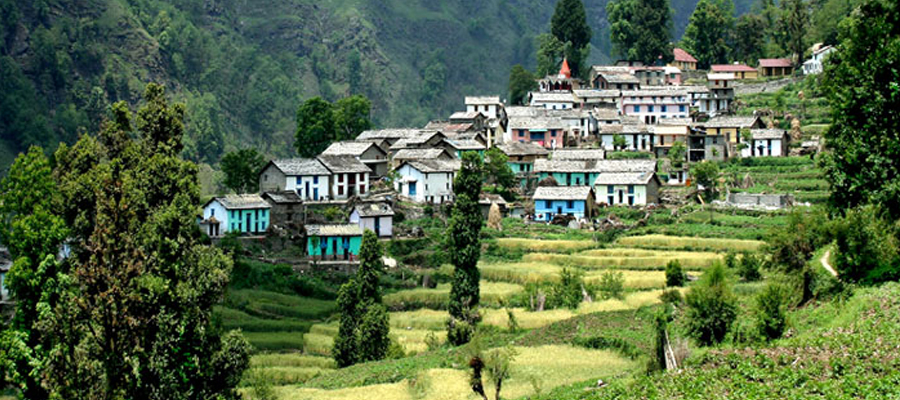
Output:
[
  {"xmin": 447, "ymin": 152, "xmax": 484, "ymax": 346},
  {"xmin": 551, "ymin": 0, "xmax": 593, "ymax": 77}
]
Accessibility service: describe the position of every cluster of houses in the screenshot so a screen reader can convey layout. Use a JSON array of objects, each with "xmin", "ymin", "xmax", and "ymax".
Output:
[{"xmin": 198, "ymin": 48, "xmax": 808, "ymax": 260}]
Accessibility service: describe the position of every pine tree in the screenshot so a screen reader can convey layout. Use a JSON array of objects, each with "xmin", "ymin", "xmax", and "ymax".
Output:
[
  {"xmin": 682, "ymin": 0, "xmax": 733, "ymax": 69},
  {"xmin": 508, "ymin": 65, "xmax": 537, "ymax": 106},
  {"xmin": 447, "ymin": 152, "xmax": 485, "ymax": 345},
  {"xmin": 608, "ymin": 0, "xmax": 674, "ymax": 64},
  {"xmin": 550, "ymin": 0, "xmax": 593, "ymax": 77}
]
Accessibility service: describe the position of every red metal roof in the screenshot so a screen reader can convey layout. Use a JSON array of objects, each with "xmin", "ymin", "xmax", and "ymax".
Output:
[
  {"xmin": 758, "ymin": 58, "xmax": 793, "ymax": 68},
  {"xmin": 673, "ymin": 48, "xmax": 697, "ymax": 63},
  {"xmin": 711, "ymin": 64, "xmax": 757, "ymax": 72},
  {"xmin": 559, "ymin": 58, "xmax": 572, "ymax": 78}
]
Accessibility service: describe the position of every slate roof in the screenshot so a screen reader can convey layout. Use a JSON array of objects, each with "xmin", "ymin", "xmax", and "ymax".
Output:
[
  {"xmin": 317, "ymin": 155, "xmax": 372, "ymax": 174},
  {"xmin": 478, "ymin": 193, "xmax": 508, "ymax": 206},
  {"xmin": 593, "ymin": 171, "xmax": 657, "ymax": 185},
  {"xmin": 321, "ymin": 141, "xmax": 382, "ymax": 157},
  {"xmin": 759, "ymin": 58, "xmax": 793, "ymax": 68},
  {"xmin": 622, "ymin": 89, "xmax": 688, "ymax": 98},
  {"xmin": 465, "ymin": 96, "xmax": 501, "ymax": 105},
  {"xmin": 443, "ymin": 138, "xmax": 485, "ymax": 151},
  {"xmin": 530, "ymin": 92, "xmax": 576, "ymax": 103},
  {"xmin": 508, "ymin": 116, "xmax": 565, "ymax": 130},
  {"xmin": 424, "ymin": 121, "xmax": 474, "ymax": 133},
  {"xmin": 403, "ymin": 159, "xmax": 462, "ymax": 173},
  {"xmin": 262, "ymin": 191, "xmax": 303, "ymax": 204},
  {"xmin": 751, "ymin": 129, "xmax": 788, "ymax": 140},
  {"xmin": 683, "ymin": 85, "xmax": 710, "ymax": 94},
  {"xmin": 592, "ymin": 108, "xmax": 623, "ymax": 120},
  {"xmin": 601, "ymin": 72, "xmax": 640, "ymax": 84},
  {"xmin": 505, "ymin": 106, "xmax": 540, "ymax": 118},
  {"xmin": 306, "ymin": 224, "xmax": 363, "ymax": 237},
  {"xmin": 599, "ymin": 124, "xmax": 653, "ymax": 135},
  {"xmin": 657, "ymin": 117, "xmax": 693, "ymax": 126},
  {"xmin": 354, "ymin": 202, "xmax": 394, "ymax": 217},
  {"xmin": 673, "ymin": 48, "xmax": 698, "ymax": 63},
  {"xmin": 550, "ymin": 149, "xmax": 606, "ymax": 161},
  {"xmin": 711, "ymin": 64, "xmax": 757, "ymax": 72},
  {"xmin": 213, "ymin": 194, "xmax": 271, "ymax": 210},
  {"xmin": 535, "ymin": 159, "xmax": 656, "ymax": 173},
  {"xmin": 356, "ymin": 129, "xmax": 421, "ymax": 141},
  {"xmin": 270, "ymin": 158, "xmax": 330, "ymax": 176},
  {"xmin": 533, "ymin": 186, "xmax": 593, "ymax": 200},
  {"xmin": 497, "ymin": 141, "xmax": 549, "ymax": 157},
  {"xmin": 449, "ymin": 111, "xmax": 485, "ymax": 120},
  {"xmin": 703, "ymin": 115, "xmax": 761, "ymax": 128},
  {"xmin": 392, "ymin": 148, "xmax": 453, "ymax": 160},
  {"xmin": 573, "ymin": 89, "xmax": 621, "ymax": 99},
  {"xmin": 389, "ymin": 131, "xmax": 447, "ymax": 150}
]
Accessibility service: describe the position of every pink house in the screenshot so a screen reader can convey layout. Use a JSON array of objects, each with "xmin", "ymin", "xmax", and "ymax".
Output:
[{"xmin": 508, "ymin": 116, "xmax": 567, "ymax": 149}]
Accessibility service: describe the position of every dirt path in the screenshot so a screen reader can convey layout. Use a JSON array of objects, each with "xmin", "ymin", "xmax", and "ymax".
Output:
[{"xmin": 820, "ymin": 249, "xmax": 837, "ymax": 277}]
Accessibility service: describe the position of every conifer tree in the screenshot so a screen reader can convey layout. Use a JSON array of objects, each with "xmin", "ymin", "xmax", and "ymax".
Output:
[
  {"xmin": 550, "ymin": 0, "xmax": 593, "ymax": 77},
  {"xmin": 447, "ymin": 152, "xmax": 485, "ymax": 345}
]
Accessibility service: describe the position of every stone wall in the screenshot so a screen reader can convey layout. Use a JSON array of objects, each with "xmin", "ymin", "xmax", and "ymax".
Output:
[{"xmin": 728, "ymin": 193, "xmax": 794, "ymax": 208}]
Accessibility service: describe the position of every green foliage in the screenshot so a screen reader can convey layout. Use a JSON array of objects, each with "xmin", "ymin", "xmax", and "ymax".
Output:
[
  {"xmin": 484, "ymin": 147, "xmax": 516, "ymax": 192},
  {"xmin": 651, "ymin": 309, "xmax": 670, "ymax": 372},
  {"xmin": 691, "ymin": 160, "xmax": 719, "ymax": 201},
  {"xmin": 295, "ymin": 97, "xmax": 338, "ymax": 158},
  {"xmin": 229, "ymin": 258, "xmax": 337, "ymax": 300},
  {"xmin": 221, "ymin": 148, "xmax": 266, "ymax": 193},
  {"xmin": 357, "ymin": 303, "xmax": 391, "ymax": 363},
  {"xmin": 682, "ymin": 0, "xmax": 733, "ymax": 69},
  {"xmin": 833, "ymin": 205, "xmax": 900, "ymax": 284},
  {"xmin": 766, "ymin": 207, "xmax": 832, "ymax": 274},
  {"xmin": 447, "ymin": 152, "xmax": 485, "ymax": 345},
  {"xmin": 668, "ymin": 140, "xmax": 686, "ymax": 169},
  {"xmin": 738, "ymin": 252, "xmax": 763, "ymax": 281},
  {"xmin": 509, "ymin": 65, "xmax": 538, "ymax": 106},
  {"xmin": 551, "ymin": 268, "xmax": 586, "ymax": 309},
  {"xmin": 334, "ymin": 95, "xmax": 372, "ymax": 139},
  {"xmin": 731, "ymin": 14, "xmax": 767, "ymax": 64},
  {"xmin": 821, "ymin": 0, "xmax": 900, "ymax": 218},
  {"xmin": 333, "ymin": 281, "xmax": 360, "ymax": 368},
  {"xmin": 665, "ymin": 260, "xmax": 685, "ymax": 287},
  {"xmin": 597, "ymin": 271, "xmax": 625, "ymax": 300},
  {"xmin": 775, "ymin": 0, "xmax": 809, "ymax": 62},
  {"xmin": 685, "ymin": 263, "xmax": 737, "ymax": 345},
  {"xmin": 535, "ymin": 33, "xmax": 566, "ymax": 77},
  {"xmin": 755, "ymin": 281, "xmax": 790, "ymax": 340},
  {"xmin": 659, "ymin": 289, "xmax": 683, "ymax": 304},
  {"xmin": 608, "ymin": 0, "xmax": 674, "ymax": 64},
  {"xmin": 323, "ymin": 206, "xmax": 344, "ymax": 222},
  {"xmin": 612, "ymin": 134, "xmax": 627, "ymax": 150},
  {"xmin": 550, "ymin": 0, "xmax": 592, "ymax": 78}
]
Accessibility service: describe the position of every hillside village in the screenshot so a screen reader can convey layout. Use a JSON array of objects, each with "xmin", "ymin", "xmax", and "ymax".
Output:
[
  {"xmin": 198, "ymin": 48, "xmax": 825, "ymax": 260},
  {"xmin": 3, "ymin": 0, "xmax": 899, "ymax": 398}
]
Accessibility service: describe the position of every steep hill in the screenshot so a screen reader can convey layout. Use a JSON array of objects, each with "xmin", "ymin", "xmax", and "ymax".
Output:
[{"xmin": 0, "ymin": 0, "xmax": 751, "ymax": 169}]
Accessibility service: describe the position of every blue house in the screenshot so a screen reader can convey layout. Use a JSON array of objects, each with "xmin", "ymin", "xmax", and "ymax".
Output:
[
  {"xmin": 533, "ymin": 186, "xmax": 595, "ymax": 222},
  {"xmin": 200, "ymin": 194, "xmax": 271, "ymax": 237},
  {"xmin": 306, "ymin": 224, "xmax": 364, "ymax": 260}
]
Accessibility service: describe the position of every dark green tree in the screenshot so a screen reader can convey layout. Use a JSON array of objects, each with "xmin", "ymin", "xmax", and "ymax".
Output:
[
  {"xmin": 608, "ymin": 0, "xmax": 674, "ymax": 64},
  {"xmin": 731, "ymin": 14, "xmax": 767, "ymax": 64},
  {"xmin": 665, "ymin": 260, "xmax": 685, "ymax": 287},
  {"xmin": 334, "ymin": 95, "xmax": 372, "ymax": 140},
  {"xmin": 550, "ymin": 0, "xmax": 593, "ymax": 77},
  {"xmin": 535, "ymin": 33, "xmax": 566, "ymax": 78},
  {"xmin": 0, "ymin": 146, "xmax": 68, "ymax": 400},
  {"xmin": 821, "ymin": 0, "xmax": 900, "ymax": 218},
  {"xmin": 776, "ymin": 0, "xmax": 810, "ymax": 61},
  {"xmin": 333, "ymin": 229, "xmax": 390, "ymax": 366},
  {"xmin": 668, "ymin": 140, "xmax": 687, "ymax": 169},
  {"xmin": 685, "ymin": 263, "xmax": 737, "ymax": 345},
  {"xmin": 347, "ymin": 50, "xmax": 363, "ymax": 94},
  {"xmin": 38, "ymin": 84, "xmax": 250, "ymax": 399},
  {"xmin": 295, "ymin": 97, "xmax": 336, "ymax": 157},
  {"xmin": 221, "ymin": 149, "xmax": 266, "ymax": 193},
  {"xmin": 682, "ymin": 0, "xmax": 733, "ymax": 69},
  {"xmin": 833, "ymin": 205, "xmax": 900, "ymax": 284},
  {"xmin": 447, "ymin": 152, "xmax": 484, "ymax": 345},
  {"xmin": 508, "ymin": 65, "xmax": 538, "ymax": 106},
  {"xmin": 484, "ymin": 147, "xmax": 516, "ymax": 192},
  {"xmin": 691, "ymin": 160, "xmax": 720, "ymax": 201},
  {"xmin": 755, "ymin": 282, "xmax": 789, "ymax": 340}
]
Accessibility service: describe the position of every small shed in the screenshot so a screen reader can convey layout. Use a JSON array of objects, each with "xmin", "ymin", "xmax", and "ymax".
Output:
[
  {"xmin": 262, "ymin": 191, "xmax": 304, "ymax": 229},
  {"xmin": 306, "ymin": 224, "xmax": 363, "ymax": 260},
  {"xmin": 349, "ymin": 203, "xmax": 394, "ymax": 238}
]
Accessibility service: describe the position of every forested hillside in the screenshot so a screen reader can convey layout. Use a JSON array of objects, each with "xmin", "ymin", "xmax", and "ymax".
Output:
[{"xmin": 0, "ymin": 0, "xmax": 760, "ymax": 170}]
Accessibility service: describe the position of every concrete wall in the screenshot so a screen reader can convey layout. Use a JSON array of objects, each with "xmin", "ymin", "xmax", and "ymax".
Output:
[
  {"xmin": 350, "ymin": 213, "xmax": 393, "ymax": 237},
  {"xmin": 202, "ymin": 200, "xmax": 228, "ymax": 236},
  {"xmin": 595, "ymin": 184, "xmax": 651, "ymax": 205},
  {"xmin": 728, "ymin": 193, "xmax": 794, "ymax": 207}
]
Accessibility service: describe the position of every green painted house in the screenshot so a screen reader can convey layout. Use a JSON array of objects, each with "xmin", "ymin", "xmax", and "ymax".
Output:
[
  {"xmin": 534, "ymin": 159, "xmax": 657, "ymax": 187},
  {"xmin": 497, "ymin": 141, "xmax": 549, "ymax": 189},
  {"xmin": 306, "ymin": 224, "xmax": 363, "ymax": 260}
]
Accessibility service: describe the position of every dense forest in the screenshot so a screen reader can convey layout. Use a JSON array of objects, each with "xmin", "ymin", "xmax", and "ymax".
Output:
[{"xmin": 0, "ymin": 0, "xmax": 771, "ymax": 171}]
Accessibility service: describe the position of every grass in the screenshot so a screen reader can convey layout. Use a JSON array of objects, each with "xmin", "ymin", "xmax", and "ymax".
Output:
[
  {"xmin": 242, "ymin": 332, "xmax": 306, "ymax": 352},
  {"xmin": 304, "ymin": 322, "xmax": 446, "ymax": 355},
  {"xmin": 225, "ymin": 289, "xmax": 336, "ymax": 320},
  {"xmin": 495, "ymin": 238, "xmax": 598, "ymax": 253},
  {"xmin": 383, "ymin": 281, "xmax": 524, "ymax": 311},
  {"xmin": 616, "ymin": 234, "xmax": 764, "ymax": 252},
  {"xmin": 478, "ymin": 262, "xmax": 666, "ymax": 289},
  {"xmin": 216, "ymin": 307, "xmax": 313, "ymax": 333},
  {"xmin": 522, "ymin": 252, "xmax": 721, "ymax": 270},
  {"xmin": 251, "ymin": 353, "xmax": 336, "ymax": 369}
]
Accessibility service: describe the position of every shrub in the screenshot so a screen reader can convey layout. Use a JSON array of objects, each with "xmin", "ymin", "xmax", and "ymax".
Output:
[
  {"xmin": 755, "ymin": 282, "xmax": 790, "ymax": 341},
  {"xmin": 833, "ymin": 205, "xmax": 900, "ymax": 284},
  {"xmin": 597, "ymin": 271, "xmax": 625, "ymax": 300},
  {"xmin": 324, "ymin": 206, "xmax": 344, "ymax": 222},
  {"xmin": 660, "ymin": 289, "xmax": 683, "ymax": 304},
  {"xmin": 685, "ymin": 263, "xmax": 737, "ymax": 346},
  {"xmin": 738, "ymin": 253, "xmax": 763, "ymax": 282},
  {"xmin": 724, "ymin": 251, "xmax": 738, "ymax": 269},
  {"xmin": 551, "ymin": 268, "xmax": 586, "ymax": 309},
  {"xmin": 665, "ymin": 260, "xmax": 685, "ymax": 287}
]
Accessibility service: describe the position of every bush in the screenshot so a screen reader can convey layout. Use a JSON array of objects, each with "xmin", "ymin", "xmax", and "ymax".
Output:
[
  {"xmin": 551, "ymin": 268, "xmax": 586, "ymax": 309},
  {"xmin": 755, "ymin": 282, "xmax": 790, "ymax": 341},
  {"xmin": 324, "ymin": 206, "xmax": 344, "ymax": 222},
  {"xmin": 665, "ymin": 260, "xmax": 685, "ymax": 287},
  {"xmin": 685, "ymin": 263, "xmax": 737, "ymax": 346},
  {"xmin": 231, "ymin": 259, "xmax": 337, "ymax": 299},
  {"xmin": 724, "ymin": 251, "xmax": 738, "ymax": 269},
  {"xmin": 738, "ymin": 253, "xmax": 763, "ymax": 282},
  {"xmin": 660, "ymin": 289, "xmax": 683, "ymax": 304},
  {"xmin": 597, "ymin": 271, "xmax": 625, "ymax": 300},
  {"xmin": 833, "ymin": 205, "xmax": 900, "ymax": 284}
]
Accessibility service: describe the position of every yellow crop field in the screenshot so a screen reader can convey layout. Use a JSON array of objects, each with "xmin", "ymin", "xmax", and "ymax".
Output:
[
  {"xmin": 383, "ymin": 281, "xmax": 523, "ymax": 310},
  {"xmin": 269, "ymin": 380, "xmax": 414, "ymax": 400},
  {"xmin": 391, "ymin": 329, "xmax": 446, "ymax": 354},
  {"xmin": 302, "ymin": 331, "xmax": 334, "ymax": 357},
  {"xmin": 390, "ymin": 309, "xmax": 448, "ymax": 330},
  {"xmin": 481, "ymin": 307, "xmax": 576, "ymax": 329},
  {"xmin": 616, "ymin": 234, "xmax": 765, "ymax": 252},
  {"xmin": 305, "ymin": 322, "xmax": 445, "ymax": 355},
  {"xmin": 523, "ymin": 252, "xmax": 720, "ymax": 270},
  {"xmin": 577, "ymin": 289, "xmax": 684, "ymax": 314},
  {"xmin": 480, "ymin": 262, "xmax": 666, "ymax": 288},
  {"xmin": 584, "ymin": 269, "xmax": 666, "ymax": 289},
  {"xmin": 496, "ymin": 238, "xmax": 598, "ymax": 252}
]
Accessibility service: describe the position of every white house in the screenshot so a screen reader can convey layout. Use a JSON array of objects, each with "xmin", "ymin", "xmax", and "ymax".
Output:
[
  {"xmin": 593, "ymin": 171, "xmax": 661, "ymax": 206},
  {"xmin": 259, "ymin": 158, "xmax": 331, "ymax": 201},
  {"xmin": 620, "ymin": 88, "xmax": 690, "ymax": 124},
  {"xmin": 199, "ymin": 194, "xmax": 271, "ymax": 237},
  {"xmin": 465, "ymin": 96, "xmax": 504, "ymax": 120},
  {"xmin": 599, "ymin": 124, "xmax": 654, "ymax": 152},
  {"xmin": 321, "ymin": 141, "xmax": 389, "ymax": 177},
  {"xmin": 803, "ymin": 45, "xmax": 835, "ymax": 75},
  {"xmin": 528, "ymin": 92, "xmax": 577, "ymax": 110},
  {"xmin": 741, "ymin": 129, "xmax": 789, "ymax": 157},
  {"xmin": 700, "ymin": 73, "xmax": 735, "ymax": 117},
  {"xmin": 317, "ymin": 155, "xmax": 372, "ymax": 200},
  {"xmin": 349, "ymin": 202, "xmax": 394, "ymax": 238},
  {"xmin": 394, "ymin": 159, "xmax": 461, "ymax": 204}
]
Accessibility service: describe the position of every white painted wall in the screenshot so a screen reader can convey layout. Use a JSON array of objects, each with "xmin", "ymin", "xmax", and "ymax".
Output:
[
  {"xmin": 202, "ymin": 199, "xmax": 229, "ymax": 236},
  {"xmin": 292, "ymin": 175, "xmax": 331, "ymax": 201},
  {"xmin": 329, "ymin": 172, "xmax": 370, "ymax": 200},
  {"xmin": 350, "ymin": 212, "xmax": 394, "ymax": 237},
  {"xmin": 394, "ymin": 164, "xmax": 455, "ymax": 204},
  {"xmin": 742, "ymin": 139, "xmax": 784, "ymax": 157},
  {"xmin": 467, "ymin": 104, "xmax": 498, "ymax": 119},
  {"xmin": 594, "ymin": 184, "xmax": 649, "ymax": 205}
]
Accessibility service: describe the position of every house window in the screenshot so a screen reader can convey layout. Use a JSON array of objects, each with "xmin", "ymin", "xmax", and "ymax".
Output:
[
  {"xmin": 679, "ymin": 105, "xmax": 685, "ymax": 112},
  {"xmin": 649, "ymin": 105, "xmax": 654, "ymax": 112},
  {"xmin": 263, "ymin": 174, "xmax": 268, "ymax": 182},
  {"xmin": 313, "ymin": 176, "xmax": 319, "ymax": 184},
  {"xmin": 661, "ymin": 105, "xmax": 667, "ymax": 112},
  {"xmin": 359, "ymin": 185, "xmax": 365, "ymax": 194},
  {"xmin": 634, "ymin": 105, "xmax": 641, "ymax": 112},
  {"xmin": 567, "ymin": 200, "xmax": 574, "ymax": 208},
  {"xmin": 359, "ymin": 173, "xmax": 364, "ymax": 181},
  {"xmin": 211, "ymin": 209, "xmax": 215, "ymax": 217},
  {"xmin": 628, "ymin": 185, "xmax": 634, "ymax": 194},
  {"xmin": 607, "ymin": 186, "xmax": 614, "ymax": 194},
  {"xmin": 338, "ymin": 186, "xmax": 344, "ymax": 196},
  {"xmin": 338, "ymin": 174, "xmax": 343, "ymax": 183}
]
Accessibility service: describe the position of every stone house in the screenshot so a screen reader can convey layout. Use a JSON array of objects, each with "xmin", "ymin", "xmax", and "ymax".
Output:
[
  {"xmin": 259, "ymin": 158, "xmax": 331, "ymax": 201},
  {"xmin": 261, "ymin": 191, "xmax": 304, "ymax": 230}
]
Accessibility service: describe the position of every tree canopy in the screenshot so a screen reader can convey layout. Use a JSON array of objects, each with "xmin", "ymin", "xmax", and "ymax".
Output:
[
  {"xmin": 221, "ymin": 148, "xmax": 266, "ymax": 193},
  {"xmin": 447, "ymin": 152, "xmax": 485, "ymax": 345},
  {"xmin": 508, "ymin": 65, "xmax": 538, "ymax": 106},
  {"xmin": 550, "ymin": 0, "xmax": 592, "ymax": 77},
  {"xmin": 608, "ymin": 0, "xmax": 674, "ymax": 64},
  {"xmin": 682, "ymin": 0, "xmax": 733, "ymax": 69}
]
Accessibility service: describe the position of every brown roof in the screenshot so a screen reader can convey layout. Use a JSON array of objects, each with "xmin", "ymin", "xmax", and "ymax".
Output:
[
  {"xmin": 711, "ymin": 64, "xmax": 757, "ymax": 72},
  {"xmin": 758, "ymin": 58, "xmax": 793, "ymax": 68},
  {"xmin": 673, "ymin": 48, "xmax": 697, "ymax": 63}
]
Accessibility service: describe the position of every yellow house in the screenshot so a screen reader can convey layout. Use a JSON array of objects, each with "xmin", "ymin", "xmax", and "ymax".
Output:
[
  {"xmin": 670, "ymin": 48, "xmax": 697, "ymax": 71},
  {"xmin": 702, "ymin": 115, "xmax": 765, "ymax": 144},
  {"xmin": 710, "ymin": 64, "xmax": 759, "ymax": 80},
  {"xmin": 758, "ymin": 58, "xmax": 794, "ymax": 77}
]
